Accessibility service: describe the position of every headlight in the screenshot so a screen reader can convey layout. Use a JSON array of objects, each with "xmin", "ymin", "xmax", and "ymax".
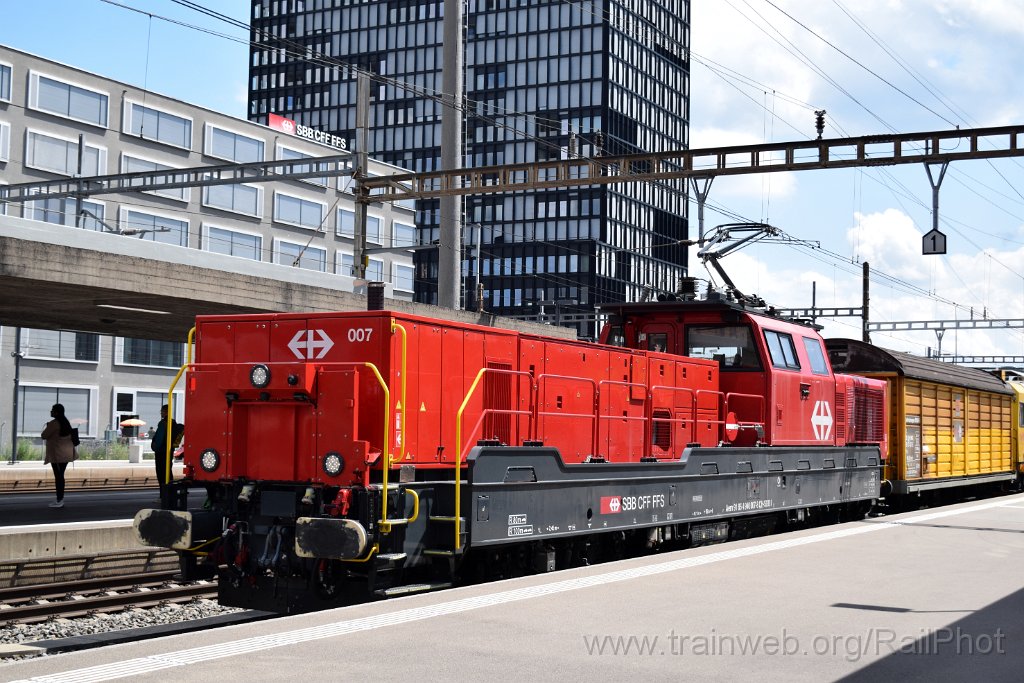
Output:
[
  {"xmin": 250, "ymin": 364, "xmax": 271, "ymax": 388},
  {"xmin": 199, "ymin": 448, "xmax": 221, "ymax": 473},
  {"xmin": 323, "ymin": 451, "xmax": 343, "ymax": 477}
]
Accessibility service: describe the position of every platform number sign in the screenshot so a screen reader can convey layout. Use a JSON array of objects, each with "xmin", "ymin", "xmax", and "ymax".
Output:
[{"xmin": 922, "ymin": 228, "xmax": 947, "ymax": 255}]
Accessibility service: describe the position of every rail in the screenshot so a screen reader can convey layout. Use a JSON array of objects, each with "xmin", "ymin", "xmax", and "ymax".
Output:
[
  {"xmin": 175, "ymin": 357, "xmax": 397, "ymax": 533},
  {"xmin": 353, "ymin": 362, "xmax": 394, "ymax": 532},
  {"xmin": 597, "ymin": 378, "xmax": 652, "ymax": 458},
  {"xmin": 461, "ymin": 404, "xmax": 536, "ymax": 455},
  {"xmin": 0, "ymin": 576, "xmax": 215, "ymax": 625},
  {"xmin": 0, "ymin": 549, "xmax": 178, "ymax": 590},
  {"xmin": 724, "ymin": 392, "xmax": 767, "ymax": 441},
  {"xmin": 649, "ymin": 385, "xmax": 699, "ymax": 448},
  {"xmin": 451, "ymin": 369, "xmax": 744, "ymax": 551},
  {"xmin": 695, "ymin": 390, "xmax": 728, "ymax": 443},
  {"xmin": 454, "ymin": 367, "xmax": 535, "ymax": 550},
  {"xmin": 535, "ymin": 374, "xmax": 599, "ymax": 456}
]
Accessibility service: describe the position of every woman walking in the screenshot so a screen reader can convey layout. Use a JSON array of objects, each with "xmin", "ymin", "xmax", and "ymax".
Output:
[{"xmin": 41, "ymin": 403, "xmax": 76, "ymax": 508}]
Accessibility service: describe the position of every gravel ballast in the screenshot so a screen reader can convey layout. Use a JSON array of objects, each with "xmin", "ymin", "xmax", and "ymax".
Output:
[{"xmin": 0, "ymin": 599, "xmax": 247, "ymax": 656}]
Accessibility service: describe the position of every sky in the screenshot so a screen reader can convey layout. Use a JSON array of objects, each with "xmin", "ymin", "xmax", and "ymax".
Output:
[{"xmin": 2, "ymin": 1, "xmax": 1024, "ymax": 360}]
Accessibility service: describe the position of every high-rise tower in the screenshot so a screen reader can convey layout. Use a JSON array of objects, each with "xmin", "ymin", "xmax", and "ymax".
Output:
[{"xmin": 249, "ymin": 0, "xmax": 690, "ymax": 337}]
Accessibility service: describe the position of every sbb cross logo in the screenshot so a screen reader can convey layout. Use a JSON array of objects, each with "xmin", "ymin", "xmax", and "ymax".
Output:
[
  {"xmin": 288, "ymin": 329, "xmax": 334, "ymax": 360},
  {"xmin": 811, "ymin": 400, "xmax": 833, "ymax": 440},
  {"xmin": 600, "ymin": 496, "xmax": 622, "ymax": 514},
  {"xmin": 268, "ymin": 112, "xmax": 296, "ymax": 135}
]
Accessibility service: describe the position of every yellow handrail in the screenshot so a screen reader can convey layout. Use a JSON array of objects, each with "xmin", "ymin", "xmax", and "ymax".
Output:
[
  {"xmin": 390, "ymin": 320, "xmax": 408, "ymax": 463},
  {"xmin": 341, "ymin": 543, "xmax": 380, "ymax": 564},
  {"xmin": 454, "ymin": 367, "xmax": 490, "ymax": 550},
  {"xmin": 176, "ymin": 358, "xmax": 393, "ymax": 529},
  {"xmin": 405, "ymin": 488, "xmax": 420, "ymax": 525},
  {"xmin": 358, "ymin": 362, "xmax": 394, "ymax": 533},
  {"xmin": 165, "ymin": 326, "xmax": 196, "ymax": 496}
]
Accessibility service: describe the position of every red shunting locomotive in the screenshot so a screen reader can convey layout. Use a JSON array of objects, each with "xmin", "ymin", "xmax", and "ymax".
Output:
[{"xmin": 135, "ymin": 295, "xmax": 887, "ymax": 613}]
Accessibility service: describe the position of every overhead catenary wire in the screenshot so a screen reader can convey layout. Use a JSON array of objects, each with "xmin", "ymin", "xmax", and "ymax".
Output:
[{"xmin": 88, "ymin": 0, "xmax": 1024, "ymax": 331}]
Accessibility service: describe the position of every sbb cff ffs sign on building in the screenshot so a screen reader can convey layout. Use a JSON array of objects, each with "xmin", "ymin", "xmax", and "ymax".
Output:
[{"xmin": 268, "ymin": 113, "xmax": 349, "ymax": 151}]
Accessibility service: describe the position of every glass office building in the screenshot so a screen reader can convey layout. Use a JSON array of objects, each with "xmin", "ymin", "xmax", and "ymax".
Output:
[{"xmin": 249, "ymin": 0, "xmax": 690, "ymax": 337}]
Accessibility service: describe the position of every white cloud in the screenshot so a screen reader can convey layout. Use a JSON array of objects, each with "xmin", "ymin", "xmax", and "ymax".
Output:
[
  {"xmin": 846, "ymin": 209, "xmax": 933, "ymax": 280},
  {"xmin": 687, "ymin": 1, "xmax": 1024, "ymax": 360}
]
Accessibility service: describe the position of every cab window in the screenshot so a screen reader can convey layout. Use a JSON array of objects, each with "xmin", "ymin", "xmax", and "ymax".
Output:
[
  {"xmin": 647, "ymin": 332, "xmax": 668, "ymax": 353},
  {"xmin": 802, "ymin": 337, "xmax": 830, "ymax": 375},
  {"xmin": 604, "ymin": 325, "xmax": 626, "ymax": 347},
  {"xmin": 764, "ymin": 330, "xmax": 800, "ymax": 370},
  {"xmin": 686, "ymin": 325, "xmax": 762, "ymax": 370}
]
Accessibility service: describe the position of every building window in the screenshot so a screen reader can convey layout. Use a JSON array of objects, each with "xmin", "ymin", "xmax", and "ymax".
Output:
[
  {"xmin": 202, "ymin": 181, "xmax": 263, "ymax": 217},
  {"xmin": 393, "ymin": 263, "xmax": 414, "ymax": 291},
  {"xmin": 337, "ymin": 251, "xmax": 354, "ymax": 277},
  {"xmin": 124, "ymin": 100, "xmax": 192, "ymax": 149},
  {"xmin": 116, "ymin": 337, "xmax": 184, "ymax": 368},
  {"xmin": 24, "ymin": 328, "xmax": 100, "ymax": 362},
  {"xmin": 277, "ymin": 144, "xmax": 328, "ymax": 186},
  {"xmin": 119, "ymin": 208, "xmax": 188, "ymax": 246},
  {"xmin": 333, "ymin": 208, "xmax": 381, "ymax": 243},
  {"xmin": 337, "ymin": 208, "xmax": 355, "ymax": 237},
  {"xmin": 393, "ymin": 221, "xmax": 416, "ymax": 249},
  {"xmin": 367, "ymin": 258, "xmax": 384, "ymax": 282},
  {"xmin": 204, "ymin": 124, "xmax": 265, "ymax": 162},
  {"xmin": 336, "ymin": 251, "xmax": 383, "ymax": 281},
  {"xmin": 17, "ymin": 384, "xmax": 95, "ymax": 437},
  {"xmin": 114, "ymin": 389, "xmax": 184, "ymax": 440},
  {"xmin": 273, "ymin": 192, "xmax": 326, "ymax": 230},
  {"xmin": 204, "ymin": 224, "xmax": 263, "ymax": 261},
  {"xmin": 0, "ymin": 120, "xmax": 9, "ymax": 162},
  {"xmin": 25, "ymin": 130, "xmax": 106, "ymax": 176},
  {"xmin": 121, "ymin": 154, "xmax": 189, "ymax": 203},
  {"xmin": 29, "ymin": 71, "xmax": 108, "ymax": 127},
  {"xmin": 275, "ymin": 239, "xmax": 327, "ymax": 271},
  {"xmin": 0, "ymin": 62, "xmax": 10, "ymax": 102},
  {"xmin": 368, "ymin": 216, "xmax": 383, "ymax": 243},
  {"xmin": 29, "ymin": 195, "xmax": 105, "ymax": 231}
]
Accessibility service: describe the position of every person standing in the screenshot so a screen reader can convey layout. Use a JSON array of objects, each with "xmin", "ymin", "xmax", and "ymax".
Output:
[
  {"xmin": 41, "ymin": 403, "xmax": 76, "ymax": 508},
  {"xmin": 151, "ymin": 405, "xmax": 182, "ymax": 502}
]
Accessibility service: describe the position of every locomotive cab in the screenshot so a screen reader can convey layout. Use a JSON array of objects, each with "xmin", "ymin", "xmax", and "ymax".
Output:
[{"xmin": 599, "ymin": 298, "xmax": 841, "ymax": 447}]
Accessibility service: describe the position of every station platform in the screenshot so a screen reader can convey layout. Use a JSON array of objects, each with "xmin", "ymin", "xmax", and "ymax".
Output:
[
  {"xmin": 3, "ymin": 496, "xmax": 1022, "ymax": 681},
  {"xmin": 0, "ymin": 459, "xmax": 183, "ymax": 494}
]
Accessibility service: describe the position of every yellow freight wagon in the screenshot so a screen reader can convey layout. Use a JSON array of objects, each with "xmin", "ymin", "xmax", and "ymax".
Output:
[
  {"xmin": 1009, "ymin": 381, "xmax": 1024, "ymax": 480},
  {"xmin": 826, "ymin": 340, "xmax": 1016, "ymax": 495}
]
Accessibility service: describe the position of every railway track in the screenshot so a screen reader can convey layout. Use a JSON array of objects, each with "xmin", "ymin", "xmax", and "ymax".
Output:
[
  {"xmin": 0, "ymin": 572, "xmax": 217, "ymax": 626},
  {"xmin": 0, "ymin": 477, "xmax": 160, "ymax": 494},
  {"xmin": 1, "ymin": 549, "xmax": 180, "ymax": 590}
]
